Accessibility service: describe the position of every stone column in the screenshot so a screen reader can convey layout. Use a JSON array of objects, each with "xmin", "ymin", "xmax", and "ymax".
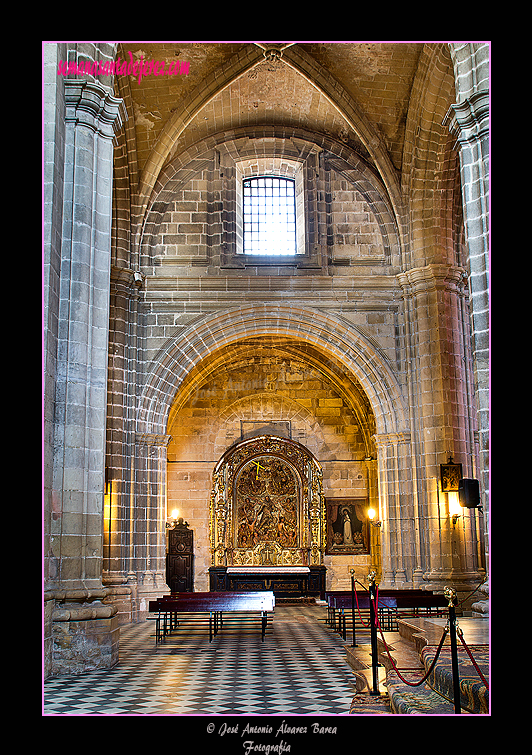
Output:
[
  {"xmin": 102, "ymin": 267, "xmax": 142, "ymax": 624},
  {"xmin": 134, "ymin": 434, "xmax": 172, "ymax": 615},
  {"xmin": 47, "ymin": 77, "xmax": 126, "ymax": 675},
  {"xmin": 445, "ymin": 43, "xmax": 490, "ymax": 577},
  {"xmin": 398, "ymin": 263, "xmax": 484, "ymax": 596},
  {"xmin": 373, "ymin": 433, "xmax": 414, "ymax": 588}
]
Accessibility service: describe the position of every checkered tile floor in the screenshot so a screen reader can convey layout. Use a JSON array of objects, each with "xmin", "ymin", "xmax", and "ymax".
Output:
[{"xmin": 43, "ymin": 605, "xmax": 358, "ymax": 716}]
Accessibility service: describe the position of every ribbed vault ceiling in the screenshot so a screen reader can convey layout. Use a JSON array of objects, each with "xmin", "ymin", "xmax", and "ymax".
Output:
[{"xmin": 117, "ymin": 41, "xmax": 426, "ymax": 180}]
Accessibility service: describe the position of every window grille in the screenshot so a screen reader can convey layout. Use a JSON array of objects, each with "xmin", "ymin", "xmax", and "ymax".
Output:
[{"xmin": 243, "ymin": 176, "xmax": 297, "ymax": 255}]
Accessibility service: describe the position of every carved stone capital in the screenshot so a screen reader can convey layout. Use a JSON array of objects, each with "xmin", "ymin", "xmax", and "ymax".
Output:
[
  {"xmin": 397, "ymin": 264, "xmax": 467, "ymax": 296},
  {"xmin": 444, "ymin": 90, "xmax": 489, "ymax": 147},
  {"xmin": 135, "ymin": 433, "xmax": 172, "ymax": 447},
  {"xmin": 63, "ymin": 79, "xmax": 126, "ymax": 139}
]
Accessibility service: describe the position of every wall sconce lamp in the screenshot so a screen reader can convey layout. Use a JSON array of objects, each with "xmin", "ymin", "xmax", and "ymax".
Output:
[
  {"xmin": 440, "ymin": 457, "xmax": 463, "ymax": 525},
  {"xmin": 447, "ymin": 492, "xmax": 461, "ymax": 526},
  {"xmin": 367, "ymin": 508, "xmax": 382, "ymax": 527},
  {"xmin": 166, "ymin": 509, "xmax": 181, "ymax": 529}
]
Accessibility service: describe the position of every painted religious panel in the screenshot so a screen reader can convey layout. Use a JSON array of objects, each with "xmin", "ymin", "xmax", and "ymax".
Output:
[
  {"xmin": 235, "ymin": 456, "xmax": 301, "ymax": 551},
  {"xmin": 325, "ymin": 498, "xmax": 370, "ymax": 555},
  {"xmin": 440, "ymin": 462, "xmax": 463, "ymax": 492},
  {"xmin": 210, "ymin": 435, "xmax": 325, "ymax": 567}
]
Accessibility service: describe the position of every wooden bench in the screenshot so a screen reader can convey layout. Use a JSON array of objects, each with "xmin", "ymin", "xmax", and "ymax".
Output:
[
  {"xmin": 325, "ymin": 589, "xmax": 449, "ymax": 639},
  {"xmin": 149, "ymin": 591, "xmax": 275, "ymax": 643},
  {"xmin": 328, "ymin": 594, "xmax": 398, "ymax": 639},
  {"xmin": 156, "ymin": 592, "xmax": 247, "ymax": 635}
]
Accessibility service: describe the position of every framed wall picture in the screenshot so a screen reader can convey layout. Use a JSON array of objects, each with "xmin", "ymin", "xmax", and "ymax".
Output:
[
  {"xmin": 325, "ymin": 498, "xmax": 370, "ymax": 555},
  {"xmin": 440, "ymin": 462, "xmax": 463, "ymax": 492}
]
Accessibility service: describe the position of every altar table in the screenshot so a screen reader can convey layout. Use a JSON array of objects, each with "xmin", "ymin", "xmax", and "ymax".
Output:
[{"xmin": 209, "ymin": 565, "xmax": 326, "ymax": 598}]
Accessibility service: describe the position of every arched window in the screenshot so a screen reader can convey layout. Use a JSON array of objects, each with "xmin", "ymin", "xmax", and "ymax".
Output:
[{"xmin": 243, "ymin": 176, "xmax": 297, "ymax": 255}]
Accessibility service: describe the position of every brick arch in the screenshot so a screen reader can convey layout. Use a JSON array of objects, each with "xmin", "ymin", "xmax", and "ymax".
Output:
[{"xmin": 137, "ymin": 303, "xmax": 408, "ymax": 440}]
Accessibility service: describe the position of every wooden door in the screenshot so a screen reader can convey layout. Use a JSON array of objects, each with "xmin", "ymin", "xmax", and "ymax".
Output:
[{"xmin": 166, "ymin": 519, "xmax": 194, "ymax": 592}]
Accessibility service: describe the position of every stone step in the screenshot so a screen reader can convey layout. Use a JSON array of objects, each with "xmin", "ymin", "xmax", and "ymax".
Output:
[
  {"xmin": 419, "ymin": 645, "xmax": 489, "ymax": 714},
  {"xmin": 376, "ymin": 633, "xmax": 458, "ymax": 714},
  {"xmin": 386, "ymin": 620, "xmax": 489, "ymax": 714},
  {"xmin": 349, "ymin": 692, "xmax": 392, "ymax": 714},
  {"xmin": 345, "ymin": 619, "xmax": 489, "ymax": 715},
  {"xmin": 386, "ymin": 671, "xmax": 462, "ymax": 714},
  {"xmin": 345, "ymin": 640, "xmax": 387, "ymax": 693},
  {"xmin": 377, "ymin": 632, "xmax": 424, "ymax": 672}
]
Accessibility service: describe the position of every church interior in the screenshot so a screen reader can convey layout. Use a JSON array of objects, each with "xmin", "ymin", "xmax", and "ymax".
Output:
[{"xmin": 43, "ymin": 41, "xmax": 490, "ymax": 716}]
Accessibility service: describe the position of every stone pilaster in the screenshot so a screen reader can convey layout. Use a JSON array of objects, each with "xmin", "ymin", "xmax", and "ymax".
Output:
[
  {"xmin": 46, "ymin": 76, "xmax": 125, "ymax": 675},
  {"xmin": 133, "ymin": 433, "xmax": 173, "ymax": 615},
  {"xmin": 397, "ymin": 263, "xmax": 470, "ymax": 474},
  {"xmin": 51, "ymin": 79, "xmax": 125, "ymax": 594},
  {"xmin": 102, "ymin": 267, "xmax": 143, "ymax": 625},
  {"xmin": 373, "ymin": 432, "xmax": 414, "ymax": 588}
]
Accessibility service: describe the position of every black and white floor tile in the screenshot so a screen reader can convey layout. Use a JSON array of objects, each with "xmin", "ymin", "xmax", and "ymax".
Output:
[{"xmin": 43, "ymin": 605, "xmax": 359, "ymax": 716}]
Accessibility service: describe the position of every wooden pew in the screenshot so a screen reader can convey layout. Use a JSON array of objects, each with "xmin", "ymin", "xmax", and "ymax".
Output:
[
  {"xmin": 330, "ymin": 594, "xmax": 398, "ymax": 640},
  {"xmin": 157, "ymin": 592, "xmax": 251, "ymax": 634},
  {"xmin": 149, "ymin": 591, "xmax": 275, "ymax": 643},
  {"xmin": 394, "ymin": 592, "xmax": 448, "ymax": 619},
  {"xmin": 325, "ymin": 589, "xmax": 449, "ymax": 639}
]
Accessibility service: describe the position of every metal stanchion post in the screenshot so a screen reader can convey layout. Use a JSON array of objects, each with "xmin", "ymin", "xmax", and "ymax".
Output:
[
  {"xmin": 350, "ymin": 569, "xmax": 358, "ymax": 647},
  {"xmin": 368, "ymin": 570, "xmax": 379, "ymax": 696},
  {"xmin": 444, "ymin": 587, "xmax": 461, "ymax": 714}
]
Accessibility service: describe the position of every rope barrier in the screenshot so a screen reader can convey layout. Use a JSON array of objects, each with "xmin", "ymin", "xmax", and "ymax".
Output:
[
  {"xmin": 344, "ymin": 570, "xmax": 489, "ymax": 713},
  {"xmin": 457, "ymin": 582, "xmax": 485, "ymax": 606},
  {"xmin": 371, "ymin": 592, "xmax": 489, "ymax": 692},
  {"xmin": 373, "ymin": 602, "xmax": 449, "ymax": 686},
  {"xmin": 457, "ymin": 627, "xmax": 489, "ymax": 689},
  {"xmin": 352, "ymin": 585, "xmax": 444, "ymax": 631},
  {"xmin": 345, "ymin": 574, "xmax": 488, "ymax": 707},
  {"xmin": 353, "ymin": 586, "xmax": 371, "ymax": 627}
]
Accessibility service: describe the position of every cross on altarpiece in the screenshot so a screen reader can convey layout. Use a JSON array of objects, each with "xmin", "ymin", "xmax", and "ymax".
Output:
[{"xmin": 251, "ymin": 459, "xmax": 268, "ymax": 479}]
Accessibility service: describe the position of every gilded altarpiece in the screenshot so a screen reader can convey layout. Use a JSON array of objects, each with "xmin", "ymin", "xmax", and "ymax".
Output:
[{"xmin": 210, "ymin": 436, "xmax": 325, "ymax": 568}]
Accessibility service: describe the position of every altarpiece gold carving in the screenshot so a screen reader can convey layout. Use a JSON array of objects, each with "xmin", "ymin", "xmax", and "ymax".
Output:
[{"xmin": 210, "ymin": 436, "xmax": 325, "ymax": 567}]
